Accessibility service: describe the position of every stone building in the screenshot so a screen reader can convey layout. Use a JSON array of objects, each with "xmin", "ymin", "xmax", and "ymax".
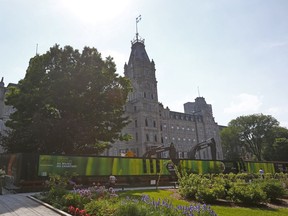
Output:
[
  {"xmin": 108, "ymin": 34, "xmax": 223, "ymax": 160},
  {"xmin": 0, "ymin": 34, "xmax": 223, "ymax": 159}
]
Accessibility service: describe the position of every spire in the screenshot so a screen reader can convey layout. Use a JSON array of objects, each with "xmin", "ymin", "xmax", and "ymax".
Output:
[{"xmin": 128, "ymin": 15, "xmax": 150, "ymax": 65}]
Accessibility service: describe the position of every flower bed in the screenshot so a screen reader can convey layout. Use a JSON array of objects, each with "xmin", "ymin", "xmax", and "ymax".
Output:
[{"xmin": 37, "ymin": 174, "xmax": 217, "ymax": 216}]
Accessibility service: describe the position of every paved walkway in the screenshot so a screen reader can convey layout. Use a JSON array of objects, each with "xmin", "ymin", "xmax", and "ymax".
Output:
[{"xmin": 0, "ymin": 193, "xmax": 67, "ymax": 216}]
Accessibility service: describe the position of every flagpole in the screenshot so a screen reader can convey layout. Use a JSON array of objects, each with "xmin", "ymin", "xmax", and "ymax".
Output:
[{"xmin": 136, "ymin": 15, "xmax": 141, "ymax": 41}]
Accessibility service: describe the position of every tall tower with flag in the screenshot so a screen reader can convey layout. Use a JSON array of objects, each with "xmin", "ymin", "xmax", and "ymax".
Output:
[
  {"xmin": 109, "ymin": 16, "xmax": 162, "ymax": 156},
  {"xmin": 109, "ymin": 16, "xmax": 223, "ymax": 159}
]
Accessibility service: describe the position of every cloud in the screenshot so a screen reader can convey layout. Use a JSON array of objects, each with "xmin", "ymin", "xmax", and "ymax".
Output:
[{"xmin": 224, "ymin": 93, "xmax": 263, "ymax": 114}]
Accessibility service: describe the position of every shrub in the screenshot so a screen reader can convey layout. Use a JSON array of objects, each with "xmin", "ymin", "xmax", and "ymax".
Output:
[
  {"xmin": 178, "ymin": 173, "xmax": 202, "ymax": 199},
  {"xmin": 61, "ymin": 192, "xmax": 90, "ymax": 210},
  {"xmin": 179, "ymin": 174, "xmax": 226, "ymax": 203},
  {"xmin": 116, "ymin": 201, "xmax": 150, "ymax": 216},
  {"xmin": 195, "ymin": 178, "xmax": 226, "ymax": 203},
  {"xmin": 227, "ymin": 181, "xmax": 267, "ymax": 204},
  {"xmin": 84, "ymin": 198, "xmax": 119, "ymax": 216},
  {"xmin": 260, "ymin": 179, "xmax": 285, "ymax": 201}
]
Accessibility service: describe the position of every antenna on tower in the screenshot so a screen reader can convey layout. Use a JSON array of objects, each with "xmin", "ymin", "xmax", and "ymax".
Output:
[
  {"xmin": 136, "ymin": 15, "xmax": 141, "ymax": 41},
  {"xmin": 197, "ymin": 86, "xmax": 201, "ymax": 97},
  {"xmin": 36, "ymin": 43, "xmax": 38, "ymax": 55}
]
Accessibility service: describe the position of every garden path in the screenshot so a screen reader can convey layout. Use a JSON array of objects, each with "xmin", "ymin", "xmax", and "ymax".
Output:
[{"xmin": 0, "ymin": 192, "xmax": 65, "ymax": 216}]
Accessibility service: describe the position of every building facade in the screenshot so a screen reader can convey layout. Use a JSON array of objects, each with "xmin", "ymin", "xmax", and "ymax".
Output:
[
  {"xmin": 108, "ymin": 35, "xmax": 223, "ymax": 160},
  {"xmin": 0, "ymin": 35, "xmax": 223, "ymax": 159}
]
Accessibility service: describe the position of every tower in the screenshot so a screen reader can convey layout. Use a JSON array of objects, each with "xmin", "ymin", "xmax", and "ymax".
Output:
[
  {"xmin": 109, "ymin": 18, "xmax": 223, "ymax": 159},
  {"xmin": 110, "ymin": 27, "xmax": 162, "ymax": 157}
]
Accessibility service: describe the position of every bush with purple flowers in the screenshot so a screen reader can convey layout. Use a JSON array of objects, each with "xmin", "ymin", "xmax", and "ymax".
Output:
[{"xmin": 115, "ymin": 195, "xmax": 217, "ymax": 216}]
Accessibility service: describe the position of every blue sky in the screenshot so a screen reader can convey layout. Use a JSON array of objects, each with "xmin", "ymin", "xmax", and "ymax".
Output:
[{"xmin": 1, "ymin": 0, "xmax": 288, "ymax": 127}]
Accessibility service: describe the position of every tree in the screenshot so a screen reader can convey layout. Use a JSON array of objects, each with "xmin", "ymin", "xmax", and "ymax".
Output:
[
  {"xmin": 221, "ymin": 114, "xmax": 279, "ymax": 161},
  {"xmin": 1, "ymin": 45, "xmax": 131, "ymax": 154},
  {"xmin": 263, "ymin": 126, "xmax": 288, "ymax": 161},
  {"xmin": 220, "ymin": 126, "xmax": 243, "ymax": 160}
]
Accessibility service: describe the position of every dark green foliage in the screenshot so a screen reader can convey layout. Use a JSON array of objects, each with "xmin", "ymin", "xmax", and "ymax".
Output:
[
  {"xmin": 264, "ymin": 136, "xmax": 288, "ymax": 161},
  {"xmin": 178, "ymin": 173, "xmax": 287, "ymax": 205},
  {"xmin": 1, "ymin": 45, "xmax": 131, "ymax": 154},
  {"xmin": 221, "ymin": 114, "xmax": 280, "ymax": 161},
  {"xmin": 42, "ymin": 174, "xmax": 70, "ymax": 209}
]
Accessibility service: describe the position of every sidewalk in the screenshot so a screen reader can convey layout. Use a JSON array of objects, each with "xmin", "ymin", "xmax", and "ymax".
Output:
[{"xmin": 0, "ymin": 192, "xmax": 67, "ymax": 216}]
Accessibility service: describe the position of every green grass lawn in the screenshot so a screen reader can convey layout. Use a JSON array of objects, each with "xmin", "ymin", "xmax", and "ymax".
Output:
[{"xmin": 119, "ymin": 189, "xmax": 288, "ymax": 216}]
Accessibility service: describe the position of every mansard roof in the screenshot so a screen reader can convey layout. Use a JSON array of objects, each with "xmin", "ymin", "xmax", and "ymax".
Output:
[{"xmin": 128, "ymin": 37, "xmax": 150, "ymax": 65}]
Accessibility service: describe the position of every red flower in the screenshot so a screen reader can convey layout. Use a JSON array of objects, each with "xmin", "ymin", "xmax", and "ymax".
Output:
[{"xmin": 68, "ymin": 206, "xmax": 75, "ymax": 214}]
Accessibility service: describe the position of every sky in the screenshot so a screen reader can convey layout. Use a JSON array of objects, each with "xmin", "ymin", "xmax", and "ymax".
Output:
[{"xmin": 1, "ymin": 0, "xmax": 288, "ymax": 127}]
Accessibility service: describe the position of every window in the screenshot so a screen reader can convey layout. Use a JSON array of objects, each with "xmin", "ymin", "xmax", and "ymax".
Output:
[
  {"xmin": 146, "ymin": 134, "xmax": 150, "ymax": 141},
  {"xmin": 145, "ymin": 118, "xmax": 148, "ymax": 127},
  {"xmin": 135, "ymin": 120, "xmax": 138, "ymax": 127},
  {"xmin": 153, "ymin": 121, "xmax": 156, "ymax": 127},
  {"xmin": 135, "ymin": 132, "xmax": 138, "ymax": 141},
  {"xmin": 154, "ymin": 135, "xmax": 157, "ymax": 142},
  {"xmin": 144, "ymin": 92, "xmax": 146, "ymax": 98},
  {"xmin": 134, "ymin": 106, "xmax": 137, "ymax": 112},
  {"xmin": 184, "ymin": 152, "xmax": 188, "ymax": 158}
]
